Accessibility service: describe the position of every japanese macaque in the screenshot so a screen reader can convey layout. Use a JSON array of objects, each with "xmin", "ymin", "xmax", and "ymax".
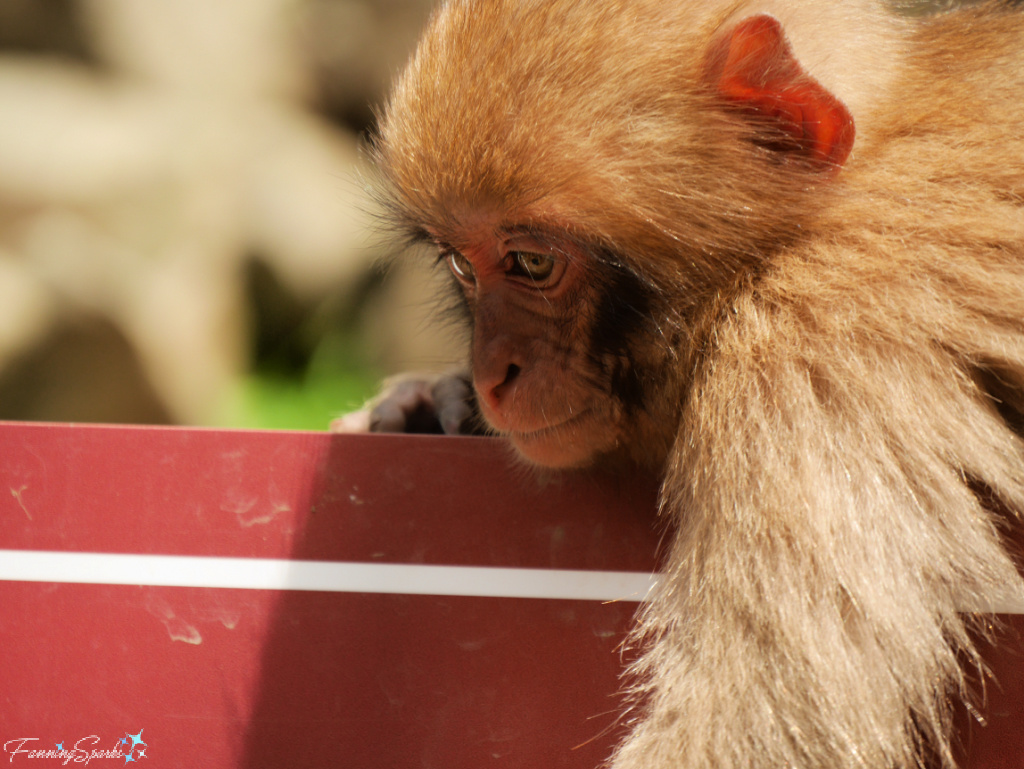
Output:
[{"xmin": 337, "ymin": 1, "xmax": 1024, "ymax": 767}]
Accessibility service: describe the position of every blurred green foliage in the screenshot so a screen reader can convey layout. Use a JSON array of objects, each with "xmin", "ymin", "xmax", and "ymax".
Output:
[
  {"xmin": 228, "ymin": 368, "xmax": 378, "ymax": 431},
  {"xmin": 222, "ymin": 261, "xmax": 383, "ymax": 431},
  {"xmin": 224, "ymin": 335, "xmax": 381, "ymax": 430}
]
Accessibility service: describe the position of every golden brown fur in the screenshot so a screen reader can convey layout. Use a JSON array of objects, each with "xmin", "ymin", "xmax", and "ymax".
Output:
[{"xmin": 370, "ymin": 1, "xmax": 1024, "ymax": 767}]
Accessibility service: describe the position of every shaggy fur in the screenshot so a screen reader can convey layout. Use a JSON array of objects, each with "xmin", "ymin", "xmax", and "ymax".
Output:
[{"xmin": 374, "ymin": 1, "xmax": 1024, "ymax": 767}]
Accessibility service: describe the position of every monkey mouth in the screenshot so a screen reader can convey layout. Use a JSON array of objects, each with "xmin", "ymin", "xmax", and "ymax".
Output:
[
  {"xmin": 505, "ymin": 408, "xmax": 593, "ymax": 440},
  {"xmin": 504, "ymin": 409, "xmax": 610, "ymax": 469}
]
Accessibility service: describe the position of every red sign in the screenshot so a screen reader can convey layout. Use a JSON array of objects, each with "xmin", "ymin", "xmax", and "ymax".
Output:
[{"xmin": 0, "ymin": 422, "xmax": 1019, "ymax": 767}]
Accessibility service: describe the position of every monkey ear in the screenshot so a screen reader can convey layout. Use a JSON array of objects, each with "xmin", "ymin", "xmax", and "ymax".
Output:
[{"xmin": 704, "ymin": 14, "xmax": 855, "ymax": 171}]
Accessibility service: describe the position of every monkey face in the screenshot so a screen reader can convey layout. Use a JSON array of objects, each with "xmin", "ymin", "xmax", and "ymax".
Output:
[{"xmin": 430, "ymin": 217, "xmax": 678, "ymax": 470}]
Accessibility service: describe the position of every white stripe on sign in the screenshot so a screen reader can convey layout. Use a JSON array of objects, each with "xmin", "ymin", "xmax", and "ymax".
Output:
[{"xmin": 0, "ymin": 550, "xmax": 656, "ymax": 602}]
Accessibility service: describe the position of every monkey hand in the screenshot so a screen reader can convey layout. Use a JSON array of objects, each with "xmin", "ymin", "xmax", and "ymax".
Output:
[{"xmin": 330, "ymin": 371, "xmax": 479, "ymax": 436}]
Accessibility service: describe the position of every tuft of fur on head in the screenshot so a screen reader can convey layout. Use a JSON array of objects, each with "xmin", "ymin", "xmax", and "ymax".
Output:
[
  {"xmin": 376, "ymin": 0, "xmax": 898, "ymax": 317},
  {"xmin": 375, "ymin": 1, "xmax": 1024, "ymax": 768}
]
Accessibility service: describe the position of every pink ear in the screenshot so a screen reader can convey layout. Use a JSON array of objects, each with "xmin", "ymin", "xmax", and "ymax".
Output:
[{"xmin": 704, "ymin": 14, "xmax": 854, "ymax": 170}]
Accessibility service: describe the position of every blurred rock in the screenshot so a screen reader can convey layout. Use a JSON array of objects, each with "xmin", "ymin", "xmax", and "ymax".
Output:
[
  {"xmin": 0, "ymin": 0, "xmax": 441, "ymax": 425},
  {"xmin": 0, "ymin": 249, "xmax": 55, "ymax": 369},
  {"xmin": 300, "ymin": 0, "xmax": 434, "ymax": 130},
  {"xmin": 0, "ymin": 0, "xmax": 91, "ymax": 61},
  {"xmin": 0, "ymin": 315, "xmax": 173, "ymax": 425},
  {"xmin": 81, "ymin": 0, "xmax": 310, "ymax": 100}
]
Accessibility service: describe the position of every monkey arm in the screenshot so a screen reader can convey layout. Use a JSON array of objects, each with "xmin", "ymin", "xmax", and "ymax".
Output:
[
  {"xmin": 614, "ymin": 283, "xmax": 1024, "ymax": 769},
  {"xmin": 330, "ymin": 370, "xmax": 481, "ymax": 436}
]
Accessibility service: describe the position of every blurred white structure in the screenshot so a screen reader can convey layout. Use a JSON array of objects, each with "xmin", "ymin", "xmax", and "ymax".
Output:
[{"xmin": 0, "ymin": 0, "xmax": 396, "ymax": 423}]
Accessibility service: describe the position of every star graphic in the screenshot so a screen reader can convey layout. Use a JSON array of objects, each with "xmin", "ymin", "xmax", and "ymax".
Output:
[
  {"xmin": 56, "ymin": 743, "xmax": 63, "ymax": 751},
  {"xmin": 121, "ymin": 737, "xmax": 128, "ymax": 746},
  {"xmin": 124, "ymin": 756, "xmax": 135, "ymax": 764},
  {"xmin": 128, "ymin": 731, "xmax": 146, "ymax": 750},
  {"xmin": 137, "ymin": 749, "xmax": 146, "ymax": 759}
]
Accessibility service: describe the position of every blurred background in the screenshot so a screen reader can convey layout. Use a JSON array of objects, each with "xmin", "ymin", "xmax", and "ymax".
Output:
[
  {"xmin": 0, "ymin": 0, "xmax": 972, "ymax": 432},
  {"xmin": 0, "ymin": 0, "xmax": 464, "ymax": 431}
]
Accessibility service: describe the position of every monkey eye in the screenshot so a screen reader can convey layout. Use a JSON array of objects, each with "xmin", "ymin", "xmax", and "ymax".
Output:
[
  {"xmin": 445, "ymin": 251, "xmax": 476, "ymax": 284},
  {"xmin": 510, "ymin": 251, "xmax": 557, "ymax": 282}
]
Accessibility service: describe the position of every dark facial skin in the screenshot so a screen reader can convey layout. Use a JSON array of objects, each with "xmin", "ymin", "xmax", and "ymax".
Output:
[{"xmin": 430, "ymin": 214, "xmax": 678, "ymax": 470}]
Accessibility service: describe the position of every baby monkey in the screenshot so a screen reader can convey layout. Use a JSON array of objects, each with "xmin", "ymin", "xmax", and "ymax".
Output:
[{"xmin": 338, "ymin": 1, "xmax": 1024, "ymax": 767}]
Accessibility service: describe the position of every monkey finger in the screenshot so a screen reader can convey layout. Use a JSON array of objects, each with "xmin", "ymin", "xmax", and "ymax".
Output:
[
  {"xmin": 431, "ymin": 374, "xmax": 476, "ymax": 435},
  {"xmin": 330, "ymin": 379, "xmax": 436, "ymax": 434},
  {"xmin": 329, "ymin": 409, "xmax": 372, "ymax": 433},
  {"xmin": 333, "ymin": 373, "xmax": 477, "ymax": 435},
  {"xmin": 368, "ymin": 378, "xmax": 444, "ymax": 433},
  {"xmin": 369, "ymin": 398, "xmax": 422, "ymax": 432}
]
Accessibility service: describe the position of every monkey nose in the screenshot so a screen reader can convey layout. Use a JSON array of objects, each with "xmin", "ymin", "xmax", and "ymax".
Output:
[{"xmin": 477, "ymin": 363, "xmax": 521, "ymax": 418}]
